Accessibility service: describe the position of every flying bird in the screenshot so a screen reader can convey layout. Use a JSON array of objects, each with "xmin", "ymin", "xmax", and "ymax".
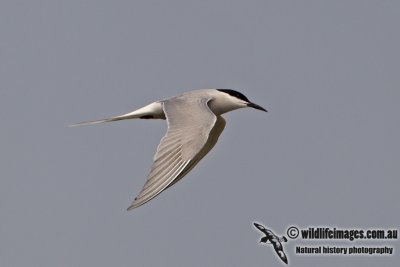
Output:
[
  {"xmin": 253, "ymin": 222, "xmax": 288, "ymax": 264},
  {"xmin": 71, "ymin": 89, "xmax": 267, "ymax": 210}
]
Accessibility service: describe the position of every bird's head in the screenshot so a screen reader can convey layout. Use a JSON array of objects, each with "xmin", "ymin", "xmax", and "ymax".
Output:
[
  {"xmin": 259, "ymin": 236, "xmax": 269, "ymax": 243},
  {"xmin": 213, "ymin": 89, "xmax": 267, "ymax": 115}
]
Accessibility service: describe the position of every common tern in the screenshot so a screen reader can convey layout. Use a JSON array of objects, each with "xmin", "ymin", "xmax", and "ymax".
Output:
[{"xmin": 71, "ymin": 89, "xmax": 267, "ymax": 210}]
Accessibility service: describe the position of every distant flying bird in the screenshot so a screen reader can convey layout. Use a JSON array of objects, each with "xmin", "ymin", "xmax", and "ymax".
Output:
[
  {"xmin": 71, "ymin": 89, "xmax": 267, "ymax": 210},
  {"xmin": 253, "ymin": 222, "xmax": 288, "ymax": 264}
]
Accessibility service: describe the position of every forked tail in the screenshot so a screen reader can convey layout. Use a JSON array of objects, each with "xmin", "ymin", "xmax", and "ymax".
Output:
[
  {"xmin": 69, "ymin": 101, "xmax": 165, "ymax": 127},
  {"xmin": 68, "ymin": 116, "xmax": 130, "ymax": 127}
]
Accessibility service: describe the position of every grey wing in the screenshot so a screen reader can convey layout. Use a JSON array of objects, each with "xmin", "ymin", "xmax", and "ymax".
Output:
[
  {"xmin": 127, "ymin": 97, "xmax": 223, "ymax": 210},
  {"xmin": 165, "ymin": 114, "xmax": 225, "ymax": 189}
]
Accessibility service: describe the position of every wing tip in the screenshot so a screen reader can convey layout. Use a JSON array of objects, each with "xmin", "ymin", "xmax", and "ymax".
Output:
[
  {"xmin": 126, "ymin": 197, "xmax": 142, "ymax": 211},
  {"xmin": 253, "ymin": 222, "xmax": 262, "ymax": 228},
  {"xmin": 126, "ymin": 204, "xmax": 136, "ymax": 211}
]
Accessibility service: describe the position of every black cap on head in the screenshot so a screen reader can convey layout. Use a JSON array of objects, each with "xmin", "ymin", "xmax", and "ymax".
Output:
[
  {"xmin": 217, "ymin": 89, "xmax": 267, "ymax": 112},
  {"xmin": 217, "ymin": 89, "xmax": 250, "ymax": 102}
]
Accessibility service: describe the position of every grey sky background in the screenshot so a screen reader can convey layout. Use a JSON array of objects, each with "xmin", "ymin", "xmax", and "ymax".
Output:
[{"xmin": 1, "ymin": 1, "xmax": 399, "ymax": 266}]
